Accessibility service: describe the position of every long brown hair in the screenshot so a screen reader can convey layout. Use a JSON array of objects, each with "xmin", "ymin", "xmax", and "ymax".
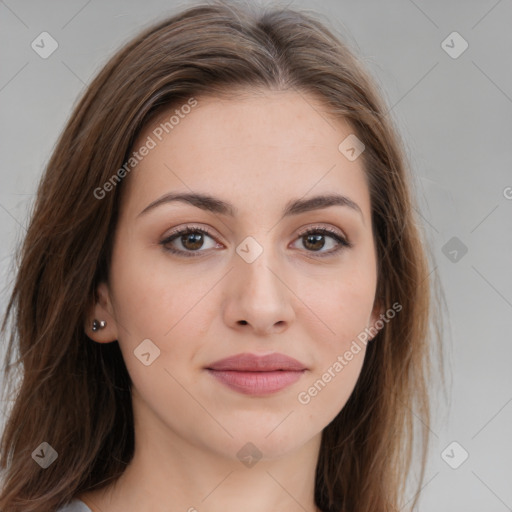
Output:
[{"xmin": 0, "ymin": 1, "xmax": 445, "ymax": 511}]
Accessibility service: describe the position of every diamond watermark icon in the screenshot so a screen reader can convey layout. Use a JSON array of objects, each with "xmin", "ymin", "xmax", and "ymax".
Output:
[
  {"xmin": 441, "ymin": 32, "xmax": 468, "ymax": 59},
  {"xmin": 338, "ymin": 134, "xmax": 365, "ymax": 161},
  {"xmin": 236, "ymin": 442, "xmax": 263, "ymax": 468},
  {"xmin": 441, "ymin": 441, "xmax": 469, "ymax": 469},
  {"xmin": 236, "ymin": 236, "xmax": 263, "ymax": 264},
  {"xmin": 31, "ymin": 32, "xmax": 59, "ymax": 59},
  {"xmin": 134, "ymin": 338, "xmax": 161, "ymax": 366},
  {"xmin": 442, "ymin": 236, "xmax": 468, "ymax": 263},
  {"xmin": 32, "ymin": 442, "xmax": 58, "ymax": 468}
]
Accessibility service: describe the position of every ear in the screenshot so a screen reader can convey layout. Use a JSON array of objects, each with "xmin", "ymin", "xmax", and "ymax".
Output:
[
  {"xmin": 368, "ymin": 298, "xmax": 385, "ymax": 341},
  {"xmin": 85, "ymin": 281, "xmax": 119, "ymax": 343}
]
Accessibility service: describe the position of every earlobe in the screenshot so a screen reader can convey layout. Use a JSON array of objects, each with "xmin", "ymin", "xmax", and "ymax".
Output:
[{"xmin": 85, "ymin": 282, "xmax": 118, "ymax": 343}]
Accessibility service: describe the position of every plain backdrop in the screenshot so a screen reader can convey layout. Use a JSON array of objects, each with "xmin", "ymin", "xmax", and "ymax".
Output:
[{"xmin": 1, "ymin": 1, "xmax": 511, "ymax": 510}]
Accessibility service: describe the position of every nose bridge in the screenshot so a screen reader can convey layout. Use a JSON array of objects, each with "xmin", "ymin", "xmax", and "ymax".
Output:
[
  {"xmin": 236, "ymin": 234, "xmax": 286, "ymax": 301},
  {"xmin": 224, "ymin": 233, "xmax": 295, "ymax": 333}
]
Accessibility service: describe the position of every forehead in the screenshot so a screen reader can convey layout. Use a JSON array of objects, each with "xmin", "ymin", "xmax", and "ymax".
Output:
[{"xmin": 121, "ymin": 89, "xmax": 370, "ymax": 220}]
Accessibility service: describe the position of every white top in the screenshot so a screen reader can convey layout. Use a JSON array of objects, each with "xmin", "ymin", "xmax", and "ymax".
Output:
[{"xmin": 55, "ymin": 499, "xmax": 93, "ymax": 512}]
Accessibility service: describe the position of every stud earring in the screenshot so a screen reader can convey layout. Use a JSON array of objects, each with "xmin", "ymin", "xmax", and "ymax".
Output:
[{"xmin": 92, "ymin": 319, "xmax": 107, "ymax": 332}]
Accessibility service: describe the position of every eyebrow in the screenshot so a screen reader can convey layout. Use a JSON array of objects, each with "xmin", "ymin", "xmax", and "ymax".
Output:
[{"xmin": 137, "ymin": 191, "xmax": 364, "ymax": 221}]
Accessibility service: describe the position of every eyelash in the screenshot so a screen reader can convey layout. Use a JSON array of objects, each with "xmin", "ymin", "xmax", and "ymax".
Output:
[{"xmin": 159, "ymin": 224, "xmax": 352, "ymax": 258}]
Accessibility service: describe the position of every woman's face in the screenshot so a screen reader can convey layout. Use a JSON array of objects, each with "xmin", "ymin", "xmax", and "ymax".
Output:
[{"xmin": 93, "ymin": 89, "xmax": 381, "ymax": 461}]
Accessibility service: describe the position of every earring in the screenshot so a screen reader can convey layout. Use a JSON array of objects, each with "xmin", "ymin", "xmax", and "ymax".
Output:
[{"xmin": 92, "ymin": 319, "xmax": 107, "ymax": 332}]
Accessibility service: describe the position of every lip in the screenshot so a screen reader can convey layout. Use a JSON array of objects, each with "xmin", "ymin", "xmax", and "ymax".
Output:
[
  {"xmin": 207, "ymin": 352, "xmax": 307, "ymax": 372},
  {"xmin": 205, "ymin": 353, "xmax": 307, "ymax": 395}
]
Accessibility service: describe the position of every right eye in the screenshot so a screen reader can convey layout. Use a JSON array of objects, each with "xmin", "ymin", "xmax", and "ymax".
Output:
[{"xmin": 160, "ymin": 225, "xmax": 223, "ymax": 257}]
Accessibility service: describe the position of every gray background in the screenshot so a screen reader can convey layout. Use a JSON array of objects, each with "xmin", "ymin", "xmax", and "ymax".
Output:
[{"xmin": 1, "ymin": 0, "xmax": 511, "ymax": 510}]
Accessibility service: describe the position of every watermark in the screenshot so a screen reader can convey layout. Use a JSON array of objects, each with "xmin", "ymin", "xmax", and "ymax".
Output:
[
  {"xmin": 31, "ymin": 31, "xmax": 58, "ymax": 59},
  {"xmin": 134, "ymin": 338, "xmax": 161, "ymax": 366},
  {"xmin": 236, "ymin": 236, "xmax": 264, "ymax": 263},
  {"xmin": 31, "ymin": 441, "xmax": 58, "ymax": 468},
  {"xmin": 93, "ymin": 97, "xmax": 198, "ymax": 200},
  {"xmin": 236, "ymin": 441, "xmax": 263, "ymax": 468},
  {"xmin": 441, "ymin": 441, "xmax": 469, "ymax": 469},
  {"xmin": 297, "ymin": 301, "xmax": 402, "ymax": 405},
  {"xmin": 441, "ymin": 236, "xmax": 468, "ymax": 263},
  {"xmin": 338, "ymin": 133, "xmax": 365, "ymax": 161},
  {"xmin": 441, "ymin": 31, "xmax": 469, "ymax": 59}
]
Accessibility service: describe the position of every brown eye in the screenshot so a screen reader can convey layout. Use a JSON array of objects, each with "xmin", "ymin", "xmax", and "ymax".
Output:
[
  {"xmin": 292, "ymin": 227, "xmax": 352, "ymax": 257},
  {"xmin": 180, "ymin": 232, "xmax": 205, "ymax": 251},
  {"xmin": 160, "ymin": 226, "xmax": 221, "ymax": 257},
  {"xmin": 302, "ymin": 233, "xmax": 326, "ymax": 251}
]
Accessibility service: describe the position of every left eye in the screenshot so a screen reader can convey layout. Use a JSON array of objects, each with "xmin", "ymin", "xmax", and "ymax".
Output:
[{"xmin": 291, "ymin": 228, "xmax": 351, "ymax": 256}]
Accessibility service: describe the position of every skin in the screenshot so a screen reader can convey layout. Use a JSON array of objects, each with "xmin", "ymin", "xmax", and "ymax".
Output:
[{"xmin": 81, "ymin": 89, "xmax": 383, "ymax": 512}]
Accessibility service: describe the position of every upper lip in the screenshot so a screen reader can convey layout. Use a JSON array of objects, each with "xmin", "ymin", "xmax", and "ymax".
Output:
[{"xmin": 206, "ymin": 353, "xmax": 307, "ymax": 372}]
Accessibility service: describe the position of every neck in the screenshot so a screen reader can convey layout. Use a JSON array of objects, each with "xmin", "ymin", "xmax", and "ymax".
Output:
[{"xmin": 80, "ymin": 394, "xmax": 323, "ymax": 512}]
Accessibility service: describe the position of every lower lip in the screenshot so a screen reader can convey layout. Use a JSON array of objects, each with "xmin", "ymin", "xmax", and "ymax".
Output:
[{"xmin": 206, "ymin": 369, "xmax": 305, "ymax": 395}]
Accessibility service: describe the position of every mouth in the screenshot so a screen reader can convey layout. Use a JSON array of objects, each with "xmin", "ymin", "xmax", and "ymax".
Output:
[{"xmin": 205, "ymin": 352, "xmax": 308, "ymax": 395}]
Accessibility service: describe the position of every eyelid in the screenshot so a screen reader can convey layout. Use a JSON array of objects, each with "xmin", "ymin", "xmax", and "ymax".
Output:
[
  {"xmin": 295, "ymin": 223, "xmax": 349, "ymax": 242},
  {"xmin": 162, "ymin": 223, "xmax": 348, "ymax": 242},
  {"xmin": 160, "ymin": 222, "xmax": 352, "ymax": 257},
  {"xmin": 164, "ymin": 223, "xmax": 220, "ymax": 241}
]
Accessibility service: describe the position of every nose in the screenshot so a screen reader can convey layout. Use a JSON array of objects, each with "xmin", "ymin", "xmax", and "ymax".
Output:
[{"xmin": 222, "ymin": 243, "xmax": 295, "ymax": 336}]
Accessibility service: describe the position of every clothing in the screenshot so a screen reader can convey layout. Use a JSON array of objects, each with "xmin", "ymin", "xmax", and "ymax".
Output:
[{"xmin": 55, "ymin": 499, "xmax": 93, "ymax": 512}]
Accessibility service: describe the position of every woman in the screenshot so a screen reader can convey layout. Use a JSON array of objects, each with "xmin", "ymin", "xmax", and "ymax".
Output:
[{"xmin": 0, "ymin": 1, "xmax": 443, "ymax": 511}]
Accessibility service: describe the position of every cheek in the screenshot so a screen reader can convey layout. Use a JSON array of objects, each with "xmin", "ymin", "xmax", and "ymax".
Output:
[
  {"xmin": 296, "ymin": 349, "xmax": 366, "ymax": 431},
  {"xmin": 332, "ymin": 282, "xmax": 375, "ymax": 343},
  {"xmin": 110, "ymin": 240, "xmax": 205, "ymax": 337},
  {"xmin": 108, "ymin": 248, "xmax": 213, "ymax": 416},
  {"xmin": 297, "ymin": 261, "xmax": 377, "ymax": 348},
  {"xmin": 109, "ymin": 245, "xmax": 220, "ymax": 390},
  {"xmin": 296, "ymin": 284, "xmax": 373, "ymax": 419},
  {"xmin": 293, "ymin": 263, "xmax": 375, "ymax": 420}
]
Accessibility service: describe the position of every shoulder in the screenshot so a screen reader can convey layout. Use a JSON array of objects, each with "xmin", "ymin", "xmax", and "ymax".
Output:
[{"xmin": 55, "ymin": 499, "xmax": 93, "ymax": 512}]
